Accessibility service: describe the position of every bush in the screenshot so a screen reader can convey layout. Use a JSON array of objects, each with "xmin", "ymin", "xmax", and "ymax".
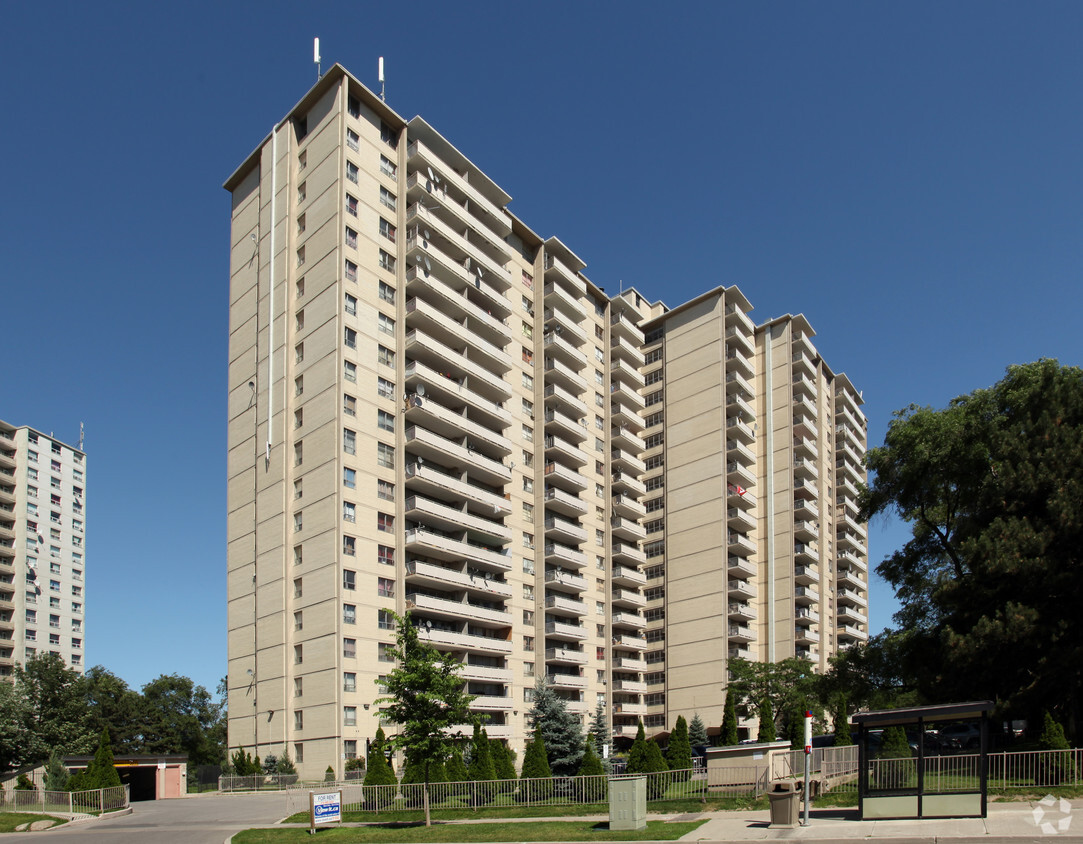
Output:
[
  {"xmin": 873, "ymin": 726, "xmax": 915, "ymax": 789},
  {"xmin": 275, "ymin": 754, "xmax": 297, "ymax": 776},
  {"xmin": 520, "ymin": 728, "xmax": 553, "ymax": 801},
  {"xmin": 575, "ymin": 741, "xmax": 607, "ymax": 803},
  {"xmin": 15, "ymin": 774, "xmax": 36, "ymax": 791},
  {"xmin": 644, "ymin": 740, "xmax": 670, "ymax": 800},
  {"xmin": 363, "ymin": 729, "xmax": 396, "ymax": 809},
  {"xmin": 1037, "ymin": 712, "xmax": 1074, "ymax": 786},
  {"xmin": 666, "ymin": 716, "xmax": 692, "ymax": 781},
  {"xmin": 490, "ymin": 739, "xmax": 517, "ymax": 794},
  {"xmin": 324, "ymin": 765, "xmax": 336, "ymax": 782}
]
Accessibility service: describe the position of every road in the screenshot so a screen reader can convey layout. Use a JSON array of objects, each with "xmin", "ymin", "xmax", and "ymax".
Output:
[{"xmin": 5, "ymin": 792, "xmax": 290, "ymax": 843}]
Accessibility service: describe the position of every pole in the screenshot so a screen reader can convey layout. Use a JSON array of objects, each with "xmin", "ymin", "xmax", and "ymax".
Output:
[{"xmin": 802, "ymin": 709, "xmax": 812, "ymax": 826}]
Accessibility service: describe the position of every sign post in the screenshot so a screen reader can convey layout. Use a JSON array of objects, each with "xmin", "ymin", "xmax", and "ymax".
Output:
[
  {"xmin": 309, "ymin": 790, "xmax": 342, "ymax": 834},
  {"xmin": 801, "ymin": 710, "xmax": 812, "ymax": 827}
]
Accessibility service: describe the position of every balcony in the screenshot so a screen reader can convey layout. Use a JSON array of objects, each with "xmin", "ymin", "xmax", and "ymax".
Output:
[
  {"xmin": 543, "ymin": 280, "xmax": 582, "ymax": 319},
  {"xmin": 406, "ymin": 426, "xmax": 511, "ymax": 487},
  {"xmin": 544, "ymin": 356, "xmax": 589, "ymax": 395},
  {"xmin": 793, "ymin": 542, "xmax": 817, "ymax": 564},
  {"xmin": 611, "ymin": 586, "xmax": 646, "ymax": 609},
  {"xmin": 544, "ymin": 332, "xmax": 588, "ymax": 371},
  {"xmin": 418, "ymin": 625, "xmax": 512, "ymax": 655},
  {"xmin": 794, "ymin": 585, "xmax": 820, "ymax": 605},
  {"xmin": 544, "ymin": 541, "xmax": 587, "ymax": 569},
  {"xmin": 837, "ymin": 586, "xmax": 868, "ymax": 608},
  {"xmin": 406, "ymin": 559, "xmax": 513, "ymax": 599},
  {"xmin": 406, "ymin": 294, "xmax": 513, "ymax": 375},
  {"xmin": 727, "ymin": 532, "xmax": 756, "ymax": 556},
  {"xmin": 614, "ymin": 702, "xmax": 648, "ymax": 717},
  {"xmin": 838, "ymin": 623, "xmax": 869, "ymax": 643},
  {"xmin": 547, "ymin": 672, "xmax": 588, "ymax": 690},
  {"xmin": 836, "ymin": 567, "xmax": 867, "ymax": 591},
  {"xmin": 405, "ymin": 329, "xmax": 511, "ymax": 403},
  {"xmin": 838, "ymin": 604, "xmax": 868, "ymax": 625},
  {"xmin": 612, "ymin": 541, "xmax": 646, "ymax": 565},
  {"xmin": 611, "ymin": 449, "xmax": 645, "ymax": 476},
  {"xmin": 610, "ymin": 333, "xmax": 645, "ymax": 367},
  {"xmin": 793, "ymin": 497, "xmax": 819, "ymax": 519},
  {"xmin": 837, "ymin": 508, "xmax": 867, "ymax": 538},
  {"xmin": 406, "ymin": 202, "xmax": 512, "ymax": 293},
  {"xmin": 728, "ymin": 484, "xmax": 756, "ymax": 509},
  {"xmin": 405, "ymin": 495, "xmax": 511, "ymax": 544},
  {"xmin": 405, "ymin": 461, "xmax": 511, "ymax": 515},
  {"xmin": 402, "ymin": 245, "xmax": 511, "ymax": 321},
  {"xmin": 728, "ymin": 645, "xmax": 754, "ymax": 660},
  {"xmin": 726, "ymin": 394, "xmax": 755, "ymax": 422},
  {"xmin": 725, "ymin": 369, "xmax": 753, "ymax": 396},
  {"xmin": 610, "ymin": 402, "xmax": 644, "ymax": 431},
  {"xmin": 545, "ymin": 593, "xmax": 586, "ymax": 617},
  {"xmin": 406, "ymin": 592, "xmax": 508, "ymax": 627},
  {"xmin": 544, "ymin": 568, "xmax": 587, "ymax": 593},
  {"xmin": 837, "ymin": 529, "xmax": 866, "ymax": 554},
  {"xmin": 792, "ymin": 348, "xmax": 816, "ymax": 376},
  {"xmin": 611, "ymin": 516, "xmax": 646, "ymax": 542},
  {"xmin": 610, "ymin": 379, "xmax": 645, "ymax": 409},
  {"xmin": 544, "ymin": 307, "xmax": 587, "ymax": 346},
  {"xmin": 613, "ymin": 633, "xmax": 648, "ymax": 651},
  {"xmin": 793, "ymin": 457, "xmax": 819, "ymax": 481},
  {"xmin": 405, "ymin": 361, "xmax": 512, "ymax": 441},
  {"xmin": 727, "ymin": 506, "xmax": 755, "ymax": 533},
  {"xmin": 543, "ymin": 383, "xmax": 589, "ymax": 419},
  {"xmin": 613, "ymin": 494, "xmax": 645, "ymax": 520},
  {"xmin": 544, "ymin": 619, "xmax": 587, "ymax": 641},
  {"xmin": 610, "ymin": 308, "xmax": 645, "ymax": 343},
  {"xmin": 728, "ymin": 623, "xmax": 756, "ymax": 644},
  {"xmin": 728, "ymin": 602, "xmax": 757, "ymax": 621},
  {"xmin": 544, "ymin": 514, "xmax": 587, "ymax": 544},
  {"xmin": 545, "ymin": 647, "xmax": 587, "ymax": 665},
  {"xmin": 612, "ymin": 425, "xmax": 646, "ymax": 453},
  {"xmin": 794, "ymin": 564, "xmax": 820, "ymax": 585},
  {"xmin": 543, "ymin": 458, "xmax": 590, "ymax": 493},
  {"xmin": 545, "ymin": 435, "xmax": 589, "ymax": 469},
  {"xmin": 792, "ymin": 372, "xmax": 818, "ymax": 398},
  {"xmin": 795, "ymin": 607, "xmax": 820, "ymax": 626},
  {"xmin": 793, "ymin": 435, "xmax": 819, "ymax": 460},
  {"xmin": 613, "ymin": 610, "xmax": 646, "ymax": 629},
  {"xmin": 615, "ymin": 655, "xmax": 647, "ymax": 672},
  {"xmin": 726, "ymin": 416, "xmax": 755, "ymax": 443},
  {"xmin": 726, "ymin": 345, "xmax": 755, "ymax": 378},
  {"xmin": 612, "ymin": 564, "xmax": 646, "ymax": 587},
  {"xmin": 725, "ymin": 325, "xmax": 754, "ymax": 356},
  {"xmin": 613, "ymin": 678, "xmax": 647, "ymax": 694},
  {"xmin": 544, "ymin": 408, "xmax": 589, "ymax": 443},
  {"xmin": 543, "ymin": 486, "xmax": 588, "ymax": 517},
  {"xmin": 405, "ymin": 528, "xmax": 512, "ymax": 573},
  {"xmin": 728, "ymin": 557, "xmax": 756, "ymax": 579},
  {"xmin": 795, "ymin": 627, "xmax": 820, "ymax": 645},
  {"xmin": 471, "ymin": 695, "xmax": 514, "ymax": 711}
]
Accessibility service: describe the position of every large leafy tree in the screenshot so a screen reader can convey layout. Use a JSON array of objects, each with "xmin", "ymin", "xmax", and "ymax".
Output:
[
  {"xmin": 861, "ymin": 360, "xmax": 1083, "ymax": 733},
  {"xmin": 726, "ymin": 657, "xmax": 820, "ymax": 729},
  {"xmin": 140, "ymin": 674, "xmax": 223, "ymax": 766},
  {"xmin": 376, "ymin": 612, "xmax": 475, "ymax": 826},
  {"xmin": 0, "ymin": 677, "xmax": 33, "ymax": 772},
  {"xmin": 16, "ymin": 653, "xmax": 94, "ymax": 760},
  {"xmin": 83, "ymin": 666, "xmax": 143, "ymax": 754},
  {"xmin": 527, "ymin": 680, "xmax": 582, "ymax": 776}
]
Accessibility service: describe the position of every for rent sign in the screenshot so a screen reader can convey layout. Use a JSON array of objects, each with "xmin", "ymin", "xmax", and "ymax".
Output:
[{"xmin": 309, "ymin": 790, "xmax": 342, "ymax": 831}]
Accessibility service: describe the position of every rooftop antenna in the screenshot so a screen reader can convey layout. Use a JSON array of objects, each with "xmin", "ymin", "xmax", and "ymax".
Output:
[
  {"xmin": 78, "ymin": 422, "xmax": 84, "ymax": 451},
  {"xmin": 314, "ymin": 37, "xmax": 321, "ymax": 81},
  {"xmin": 379, "ymin": 57, "xmax": 386, "ymax": 102}
]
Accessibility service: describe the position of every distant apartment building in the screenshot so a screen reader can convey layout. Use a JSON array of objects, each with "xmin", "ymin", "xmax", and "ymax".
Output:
[
  {"xmin": 0, "ymin": 421, "xmax": 87, "ymax": 677},
  {"xmin": 224, "ymin": 64, "xmax": 868, "ymax": 779}
]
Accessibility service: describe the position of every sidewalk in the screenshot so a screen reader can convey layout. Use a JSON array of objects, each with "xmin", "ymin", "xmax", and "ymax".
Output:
[{"xmin": 679, "ymin": 799, "xmax": 1083, "ymax": 842}]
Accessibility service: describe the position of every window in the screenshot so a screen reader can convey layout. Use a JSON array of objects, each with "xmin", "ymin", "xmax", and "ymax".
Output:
[
  {"xmin": 597, "ymin": 601, "xmax": 605, "ymax": 615},
  {"xmin": 523, "ymin": 584, "xmax": 534, "ymax": 600},
  {"xmin": 378, "ymin": 610, "xmax": 395, "ymax": 630},
  {"xmin": 378, "ymin": 642, "xmax": 395, "ymax": 661},
  {"xmin": 294, "ymin": 442, "xmax": 303, "ymax": 466},
  {"xmin": 522, "ymin": 424, "xmax": 533, "ymax": 443},
  {"xmin": 378, "ymin": 345, "xmax": 394, "ymax": 368},
  {"xmin": 522, "ymin": 502, "xmax": 534, "ymax": 519},
  {"xmin": 294, "ymin": 343, "xmax": 304, "ymax": 365},
  {"xmin": 343, "ymin": 570, "xmax": 356, "ymax": 591},
  {"xmin": 343, "ymin": 604, "xmax": 356, "ymax": 625},
  {"xmin": 49, "ymin": 580, "xmax": 60, "ymax": 593},
  {"xmin": 379, "ymin": 218, "xmax": 396, "ymax": 243},
  {"xmin": 522, "ymin": 321, "xmax": 533, "ymax": 340},
  {"xmin": 71, "ymin": 638, "xmax": 82, "ymax": 650},
  {"xmin": 378, "ymin": 577, "xmax": 395, "ymax": 598},
  {"xmin": 522, "ymin": 270, "xmax": 534, "ymax": 289},
  {"xmin": 645, "ymin": 497, "xmax": 663, "ymax": 513},
  {"xmin": 344, "ymin": 394, "xmax": 357, "ymax": 416},
  {"xmin": 644, "ymin": 411, "xmax": 664, "ymax": 427},
  {"xmin": 344, "ymin": 361, "xmax": 357, "ymax": 382},
  {"xmin": 293, "ymin": 545, "xmax": 303, "ymax": 566},
  {"xmin": 523, "ymin": 635, "xmax": 535, "ymax": 652},
  {"xmin": 596, "ymin": 529, "xmax": 605, "ymax": 547},
  {"xmin": 346, "ymin": 128, "xmax": 359, "ymax": 150},
  {"xmin": 380, "ymin": 121, "xmax": 397, "ymax": 146},
  {"xmin": 379, "ymin": 250, "xmax": 396, "ymax": 273},
  {"xmin": 343, "ymin": 536, "xmax": 356, "ymax": 556},
  {"xmin": 343, "ymin": 468, "xmax": 356, "ymax": 489},
  {"xmin": 25, "ymin": 610, "xmax": 35, "ymax": 623},
  {"xmin": 645, "ymin": 390, "xmax": 664, "ymax": 407},
  {"xmin": 377, "ymin": 442, "xmax": 394, "ymax": 468},
  {"xmin": 293, "ymin": 577, "xmax": 303, "ymax": 599},
  {"xmin": 380, "ymin": 187, "xmax": 396, "ymax": 211},
  {"xmin": 378, "ymin": 312, "xmax": 395, "ymax": 335},
  {"xmin": 344, "ymin": 672, "xmax": 356, "ymax": 693},
  {"xmin": 522, "ymin": 477, "xmax": 533, "ymax": 494},
  {"xmin": 71, "ymin": 585, "xmax": 82, "ymax": 597},
  {"xmin": 377, "ymin": 377, "xmax": 394, "ymax": 400},
  {"xmin": 296, "ymin": 247, "xmax": 305, "ymax": 268},
  {"xmin": 523, "ymin": 450, "xmax": 533, "ymax": 468},
  {"xmin": 294, "ymin": 677, "xmax": 303, "ymax": 697},
  {"xmin": 294, "ymin": 611, "xmax": 303, "ymax": 631},
  {"xmin": 344, "ymin": 326, "xmax": 357, "ymax": 349},
  {"xmin": 522, "ymin": 532, "xmax": 534, "ymax": 549},
  {"xmin": 645, "ymin": 432, "xmax": 664, "ymax": 449},
  {"xmin": 297, "ymin": 182, "xmax": 306, "ymax": 203},
  {"xmin": 343, "ymin": 638, "xmax": 357, "ymax": 659},
  {"xmin": 524, "ymin": 662, "xmax": 534, "ymax": 677},
  {"xmin": 296, "ymin": 277, "xmax": 305, "ymax": 298},
  {"xmin": 346, "ymin": 227, "xmax": 358, "ymax": 249},
  {"xmin": 645, "ymin": 369, "xmax": 664, "ymax": 386},
  {"xmin": 295, "ymin": 644, "xmax": 303, "ymax": 664},
  {"xmin": 346, "ymin": 161, "xmax": 359, "ymax": 183},
  {"xmin": 522, "ymin": 372, "xmax": 534, "ymax": 390},
  {"xmin": 343, "ymin": 429, "xmax": 356, "ymax": 455},
  {"xmin": 522, "ymin": 398, "xmax": 534, "ymax": 419},
  {"xmin": 524, "ymin": 688, "xmax": 535, "ymax": 703},
  {"xmin": 25, "ymin": 631, "xmax": 36, "ymax": 642},
  {"xmin": 348, "ymin": 94, "xmax": 361, "ymax": 118},
  {"xmin": 295, "ymin": 375, "xmax": 303, "ymax": 396},
  {"xmin": 380, "ymin": 155, "xmax": 397, "ymax": 179},
  {"xmin": 644, "ymin": 519, "xmax": 664, "ymax": 534},
  {"xmin": 645, "ymin": 454, "xmax": 664, "ymax": 470},
  {"xmin": 646, "ymin": 476, "xmax": 664, "ymax": 491},
  {"xmin": 344, "ymin": 740, "xmax": 357, "ymax": 759},
  {"xmin": 377, "ymin": 410, "xmax": 395, "ymax": 432},
  {"xmin": 344, "ymin": 706, "xmax": 357, "ymax": 727},
  {"xmin": 345, "ymin": 259, "xmax": 358, "ymax": 282},
  {"xmin": 522, "ymin": 347, "xmax": 533, "ymax": 366},
  {"xmin": 343, "ymin": 502, "xmax": 356, "ymax": 523},
  {"xmin": 378, "ymin": 281, "xmax": 395, "ymax": 304},
  {"xmin": 377, "ymin": 479, "xmax": 394, "ymax": 501},
  {"xmin": 523, "ymin": 610, "xmax": 535, "ymax": 625},
  {"xmin": 378, "ymin": 512, "xmax": 394, "ymax": 533},
  {"xmin": 346, "ymin": 194, "xmax": 358, "ymax": 216},
  {"xmin": 378, "ymin": 544, "xmax": 394, "ymax": 566},
  {"xmin": 296, "ymin": 213, "xmax": 306, "ymax": 235}
]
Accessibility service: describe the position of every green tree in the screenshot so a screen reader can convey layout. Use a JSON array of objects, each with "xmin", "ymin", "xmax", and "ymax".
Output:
[
  {"xmin": 527, "ymin": 680, "xmax": 583, "ymax": 776},
  {"xmin": 689, "ymin": 712, "xmax": 709, "ymax": 748},
  {"xmin": 43, "ymin": 750, "xmax": 69, "ymax": 791},
  {"xmin": 490, "ymin": 738, "xmax": 517, "ymax": 792},
  {"xmin": 1037, "ymin": 711, "xmax": 1073, "ymax": 785},
  {"xmin": 83, "ymin": 667, "xmax": 144, "ymax": 755},
  {"xmin": 576, "ymin": 740, "xmax": 606, "ymax": 802},
  {"xmin": 626, "ymin": 721, "xmax": 649, "ymax": 773},
  {"xmin": 644, "ymin": 739, "xmax": 670, "ymax": 800},
  {"xmin": 874, "ymin": 726, "xmax": 914, "ymax": 788},
  {"xmin": 467, "ymin": 724, "xmax": 495, "ymax": 806},
  {"xmin": 230, "ymin": 748, "xmax": 259, "ymax": 776},
  {"xmin": 15, "ymin": 653, "xmax": 94, "ymax": 761},
  {"xmin": 589, "ymin": 702, "xmax": 608, "ymax": 759},
  {"xmin": 727, "ymin": 657, "xmax": 820, "ymax": 733},
  {"xmin": 0, "ymin": 677, "xmax": 33, "ymax": 772},
  {"xmin": 275, "ymin": 753, "xmax": 296, "ymax": 776},
  {"xmin": 818, "ymin": 632, "xmax": 921, "ymax": 713},
  {"xmin": 72, "ymin": 728, "xmax": 121, "ymax": 791},
  {"xmin": 140, "ymin": 674, "xmax": 223, "ymax": 767},
  {"xmin": 375, "ymin": 612, "xmax": 475, "ymax": 826},
  {"xmin": 833, "ymin": 696, "xmax": 853, "ymax": 746},
  {"xmin": 446, "ymin": 745, "xmax": 469, "ymax": 798},
  {"xmin": 756, "ymin": 697, "xmax": 776, "ymax": 742},
  {"xmin": 720, "ymin": 694, "xmax": 739, "ymax": 746},
  {"xmin": 520, "ymin": 727, "xmax": 552, "ymax": 800},
  {"xmin": 363, "ymin": 728, "xmax": 396, "ymax": 808},
  {"xmin": 665, "ymin": 715, "xmax": 692, "ymax": 779},
  {"xmin": 861, "ymin": 361, "xmax": 1083, "ymax": 733}
]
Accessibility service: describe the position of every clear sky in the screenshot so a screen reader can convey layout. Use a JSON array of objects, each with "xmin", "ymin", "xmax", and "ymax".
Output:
[{"xmin": 2, "ymin": 1, "xmax": 1080, "ymax": 697}]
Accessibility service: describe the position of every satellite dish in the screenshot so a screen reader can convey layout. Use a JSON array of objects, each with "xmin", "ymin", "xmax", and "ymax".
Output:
[
  {"xmin": 484, "ymin": 572, "xmax": 493, "ymax": 581},
  {"xmin": 416, "ymin": 456, "xmax": 424, "ymax": 465},
  {"xmin": 428, "ymin": 166, "xmax": 437, "ymax": 182},
  {"xmin": 424, "ymin": 257, "xmax": 432, "ymax": 274},
  {"xmin": 423, "ymin": 229, "xmax": 431, "ymax": 242},
  {"xmin": 416, "ymin": 384, "xmax": 426, "ymax": 396},
  {"xmin": 413, "ymin": 397, "xmax": 423, "ymax": 408}
]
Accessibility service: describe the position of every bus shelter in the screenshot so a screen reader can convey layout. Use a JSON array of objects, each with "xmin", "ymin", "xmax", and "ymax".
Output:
[{"xmin": 853, "ymin": 701, "xmax": 992, "ymax": 820}]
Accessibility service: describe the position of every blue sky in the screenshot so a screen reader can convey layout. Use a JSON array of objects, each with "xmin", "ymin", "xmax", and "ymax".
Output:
[{"xmin": 2, "ymin": 1, "xmax": 1080, "ymax": 697}]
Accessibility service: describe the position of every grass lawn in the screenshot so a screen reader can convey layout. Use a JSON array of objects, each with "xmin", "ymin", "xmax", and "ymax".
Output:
[
  {"xmin": 283, "ymin": 795, "xmax": 766, "ymax": 825},
  {"xmin": 234, "ymin": 819, "xmax": 707, "ymax": 843},
  {"xmin": 0, "ymin": 812, "xmax": 64, "ymax": 833}
]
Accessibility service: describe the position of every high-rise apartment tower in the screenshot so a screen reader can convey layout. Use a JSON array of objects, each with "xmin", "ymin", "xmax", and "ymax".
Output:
[
  {"xmin": 0, "ymin": 420, "xmax": 87, "ymax": 677},
  {"xmin": 225, "ymin": 64, "xmax": 868, "ymax": 779}
]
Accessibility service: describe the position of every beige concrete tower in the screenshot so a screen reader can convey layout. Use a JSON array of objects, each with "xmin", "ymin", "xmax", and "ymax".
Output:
[
  {"xmin": 0, "ymin": 420, "xmax": 87, "ymax": 678},
  {"xmin": 225, "ymin": 64, "xmax": 866, "ymax": 778}
]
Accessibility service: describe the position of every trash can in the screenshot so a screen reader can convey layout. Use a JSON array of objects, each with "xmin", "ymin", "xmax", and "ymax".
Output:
[{"xmin": 768, "ymin": 780, "xmax": 800, "ymax": 828}]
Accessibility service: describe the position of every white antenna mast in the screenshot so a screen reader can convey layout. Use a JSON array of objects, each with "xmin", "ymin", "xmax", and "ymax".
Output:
[
  {"xmin": 379, "ymin": 56, "xmax": 386, "ymax": 102},
  {"xmin": 78, "ymin": 422, "xmax": 84, "ymax": 451},
  {"xmin": 314, "ymin": 37, "xmax": 321, "ymax": 81}
]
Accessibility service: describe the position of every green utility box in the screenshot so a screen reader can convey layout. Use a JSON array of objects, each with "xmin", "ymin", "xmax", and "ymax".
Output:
[{"xmin": 609, "ymin": 776, "xmax": 646, "ymax": 831}]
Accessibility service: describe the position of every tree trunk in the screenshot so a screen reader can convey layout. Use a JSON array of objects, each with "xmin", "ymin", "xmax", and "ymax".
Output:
[{"xmin": 423, "ymin": 761, "xmax": 431, "ymax": 827}]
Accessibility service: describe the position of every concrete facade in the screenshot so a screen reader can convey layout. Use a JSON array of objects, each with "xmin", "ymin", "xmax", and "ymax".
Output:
[
  {"xmin": 224, "ymin": 64, "xmax": 868, "ymax": 780},
  {"xmin": 0, "ymin": 420, "xmax": 87, "ymax": 677}
]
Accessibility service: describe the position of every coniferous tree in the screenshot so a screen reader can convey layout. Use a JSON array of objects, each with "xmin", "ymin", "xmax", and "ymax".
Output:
[
  {"xmin": 527, "ymin": 681, "xmax": 583, "ymax": 776},
  {"xmin": 275, "ymin": 753, "xmax": 297, "ymax": 776},
  {"xmin": 364, "ymin": 728, "xmax": 396, "ymax": 808},
  {"xmin": 1038, "ymin": 711, "xmax": 1073, "ymax": 785},
  {"xmin": 721, "ymin": 693, "xmax": 739, "ymax": 746},
  {"xmin": 644, "ymin": 739, "xmax": 670, "ymax": 800},
  {"xmin": 665, "ymin": 715, "xmax": 693, "ymax": 780},
  {"xmin": 520, "ymin": 727, "xmax": 552, "ymax": 800},
  {"xmin": 833, "ymin": 696, "xmax": 853, "ymax": 746},
  {"xmin": 626, "ymin": 721, "xmax": 649, "ymax": 773},
  {"xmin": 446, "ymin": 745, "xmax": 469, "ymax": 798},
  {"xmin": 468, "ymin": 724, "xmax": 496, "ymax": 781},
  {"xmin": 576, "ymin": 740, "xmax": 606, "ymax": 803},
  {"xmin": 43, "ymin": 751, "xmax": 70, "ymax": 792},
  {"xmin": 490, "ymin": 738, "xmax": 517, "ymax": 792},
  {"xmin": 689, "ymin": 712, "xmax": 709, "ymax": 748},
  {"xmin": 757, "ymin": 698, "xmax": 777, "ymax": 742}
]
